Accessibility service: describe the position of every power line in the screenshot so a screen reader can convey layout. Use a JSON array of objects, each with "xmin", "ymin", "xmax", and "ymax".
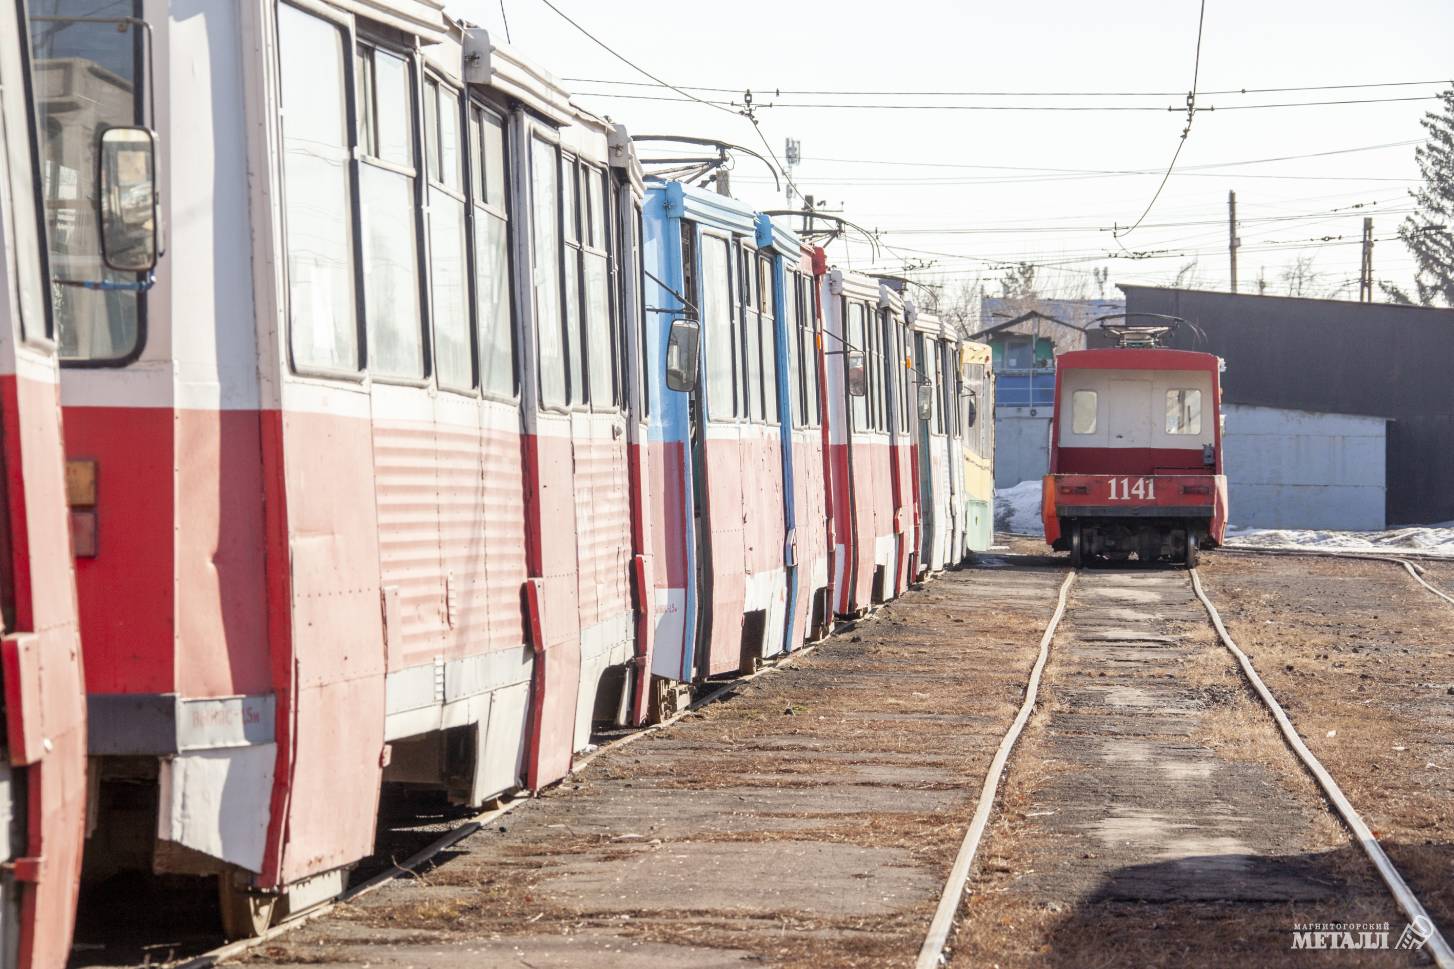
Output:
[
  {"xmin": 563, "ymin": 76, "xmax": 1452, "ymax": 99},
  {"xmin": 734, "ymin": 171, "xmax": 1415, "ymax": 187},
  {"xmin": 530, "ymin": 0, "xmax": 802, "ymax": 203},
  {"xmin": 571, "ymin": 89, "xmax": 1439, "ymax": 112},
  {"xmin": 737, "ymin": 92, "xmax": 800, "ymax": 205},
  {"xmin": 790, "ymin": 139, "xmax": 1422, "ymax": 173},
  {"xmin": 532, "ymin": 0, "xmax": 739, "ymax": 118},
  {"xmin": 868, "ymin": 200, "xmax": 1411, "ymax": 237},
  {"xmin": 891, "ymin": 233, "xmax": 1410, "ymax": 271},
  {"xmin": 1116, "ymin": 0, "xmax": 1208, "ymax": 239}
]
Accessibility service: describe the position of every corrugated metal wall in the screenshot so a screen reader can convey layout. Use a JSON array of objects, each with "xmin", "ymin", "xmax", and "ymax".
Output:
[
  {"xmin": 1222, "ymin": 404, "xmax": 1387, "ymax": 530},
  {"xmin": 1117, "ymin": 286, "xmax": 1454, "ymax": 525}
]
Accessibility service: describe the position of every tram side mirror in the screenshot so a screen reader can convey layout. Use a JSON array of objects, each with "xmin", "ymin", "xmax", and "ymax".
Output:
[
  {"xmin": 98, "ymin": 127, "xmax": 159, "ymax": 273},
  {"xmin": 846, "ymin": 350, "xmax": 867, "ymax": 397},
  {"xmin": 964, "ymin": 394, "xmax": 978, "ymax": 428},
  {"xmin": 665, "ymin": 317, "xmax": 700, "ymax": 392},
  {"xmin": 916, "ymin": 382, "xmax": 934, "ymax": 420}
]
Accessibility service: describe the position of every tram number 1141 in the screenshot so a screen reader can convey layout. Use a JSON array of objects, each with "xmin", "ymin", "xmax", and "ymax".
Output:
[{"xmin": 1108, "ymin": 477, "xmax": 1156, "ymax": 501}]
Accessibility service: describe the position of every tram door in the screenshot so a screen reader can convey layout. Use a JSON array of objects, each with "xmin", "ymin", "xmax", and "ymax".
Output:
[
  {"xmin": 687, "ymin": 230, "xmax": 747, "ymax": 677},
  {"xmin": 1107, "ymin": 379, "xmax": 1153, "ymax": 447},
  {"xmin": 679, "ymin": 225, "xmax": 709, "ymax": 678},
  {"xmin": 914, "ymin": 332, "xmax": 935, "ymax": 566}
]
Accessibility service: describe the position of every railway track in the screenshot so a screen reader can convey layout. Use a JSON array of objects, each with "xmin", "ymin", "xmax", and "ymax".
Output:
[
  {"xmin": 925, "ymin": 563, "xmax": 1453, "ymax": 968},
  {"xmin": 74, "ymin": 553, "xmax": 1452, "ymax": 968}
]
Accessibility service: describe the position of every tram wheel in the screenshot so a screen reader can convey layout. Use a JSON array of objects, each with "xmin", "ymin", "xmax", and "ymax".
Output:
[
  {"xmin": 218, "ymin": 875, "xmax": 277, "ymax": 940},
  {"xmin": 1069, "ymin": 523, "xmax": 1084, "ymax": 569},
  {"xmin": 1184, "ymin": 531, "xmax": 1200, "ymax": 569}
]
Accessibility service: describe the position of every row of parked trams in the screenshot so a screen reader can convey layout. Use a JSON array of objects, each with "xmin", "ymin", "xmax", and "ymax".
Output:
[{"xmin": 0, "ymin": 1, "xmax": 999, "ymax": 962}]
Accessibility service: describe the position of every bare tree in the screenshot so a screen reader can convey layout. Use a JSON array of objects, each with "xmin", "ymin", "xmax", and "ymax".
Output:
[
  {"xmin": 998, "ymin": 262, "xmax": 1038, "ymax": 300},
  {"xmin": 942, "ymin": 277, "xmax": 986, "ymax": 339},
  {"xmin": 1255, "ymin": 267, "xmax": 1268, "ymax": 295},
  {"xmin": 1092, "ymin": 266, "xmax": 1109, "ymax": 299},
  {"xmin": 1172, "ymin": 259, "xmax": 1202, "ymax": 289},
  {"xmin": 1280, "ymin": 255, "xmax": 1322, "ymax": 297}
]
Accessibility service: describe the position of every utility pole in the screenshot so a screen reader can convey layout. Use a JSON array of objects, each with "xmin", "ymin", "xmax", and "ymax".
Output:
[
  {"xmin": 1359, "ymin": 216, "xmax": 1374, "ymax": 302},
  {"xmin": 1227, "ymin": 190, "xmax": 1240, "ymax": 293},
  {"xmin": 784, "ymin": 138, "xmax": 801, "ymax": 209}
]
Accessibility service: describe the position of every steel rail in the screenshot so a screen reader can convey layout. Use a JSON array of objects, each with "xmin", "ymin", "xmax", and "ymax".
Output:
[
  {"xmin": 1397, "ymin": 559, "xmax": 1454, "ymax": 608},
  {"xmin": 1219, "ymin": 545, "xmax": 1454, "ymax": 608},
  {"xmin": 166, "ymin": 620, "xmax": 859, "ymax": 969},
  {"xmin": 1190, "ymin": 567, "xmax": 1454, "ymax": 968},
  {"xmin": 916, "ymin": 569, "xmax": 1077, "ymax": 969}
]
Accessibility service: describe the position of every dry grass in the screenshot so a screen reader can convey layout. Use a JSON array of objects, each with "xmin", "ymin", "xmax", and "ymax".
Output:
[{"xmin": 1197, "ymin": 553, "xmax": 1454, "ymax": 929}]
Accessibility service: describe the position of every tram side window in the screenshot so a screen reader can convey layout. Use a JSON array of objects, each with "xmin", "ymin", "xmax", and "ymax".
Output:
[
  {"xmin": 530, "ymin": 137, "xmax": 566, "ymax": 407},
  {"xmin": 946, "ymin": 350, "xmax": 956, "ymax": 435},
  {"xmin": 560, "ymin": 156, "xmax": 585, "ymax": 405},
  {"xmin": 277, "ymin": 5, "xmax": 357, "ymax": 372},
  {"xmin": 892, "ymin": 324, "xmax": 903, "ymax": 433},
  {"xmin": 424, "ymin": 77, "xmax": 471, "ymax": 391},
  {"xmin": 701, "ymin": 236, "xmax": 734, "ymax": 420},
  {"xmin": 358, "ymin": 44, "xmax": 423, "ymax": 379},
  {"xmin": 903, "ymin": 330, "xmax": 914, "ymax": 434},
  {"xmin": 896, "ymin": 324, "xmax": 910, "ymax": 434},
  {"xmin": 740, "ymin": 247, "xmax": 762, "ymax": 422},
  {"xmin": 871, "ymin": 312, "xmax": 886, "ymax": 432},
  {"xmin": 878, "ymin": 314, "xmax": 890, "ymax": 432},
  {"xmin": 470, "ymin": 104, "xmax": 514, "ymax": 398},
  {"xmin": 785, "ymin": 273, "xmax": 803, "ymax": 428},
  {"xmin": 29, "ymin": 0, "xmax": 145, "ymax": 361},
  {"xmin": 1071, "ymin": 389, "xmax": 1097, "ymax": 434},
  {"xmin": 799, "ymin": 275, "xmax": 814, "ymax": 428},
  {"xmin": 634, "ymin": 206, "xmax": 648, "ymax": 417},
  {"xmin": 759, "ymin": 255, "xmax": 778, "ymax": 425},
  {"xmin": 804, "ymin": 277, "xmax": 820, "ymax": 428},
  {"xmin": 861, "ymin": 305, "xmax": 875, "ymax": 431},
  {"xmin": 1165, "ymin": 389, "xmax": 1202, "ymax": 434},
  {"xmin": 933, "ymin": 343, "xmax": 946, "ymax": 434},
  {"xmin": 582, "ymin": 165, "xmax": 615, "ymax": 409},
  {"xmin": 874, "ymin": 306, "xmax": 886, "ymax": 430},
  {"xmin": 848, "ymin": 301, "xmax": 867, "ymax": 432},
  {"xmin": 972, "ymin": 364, "xmax": 990, "ymax": 456}
]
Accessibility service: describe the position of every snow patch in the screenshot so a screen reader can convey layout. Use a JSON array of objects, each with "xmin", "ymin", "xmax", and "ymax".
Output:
[
  {"xmin": 995, "ymin": 480, "xmax": 1043, "ymax": 537},
  {"xmin": 1225, "ymin": 524, "xmax": 1454, "ymax": 558}
]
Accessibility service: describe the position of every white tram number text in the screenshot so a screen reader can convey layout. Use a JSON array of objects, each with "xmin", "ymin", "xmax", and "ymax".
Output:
[{"xmin": 1107, "ymin": 477, "xmax": 1156, "ymax": 501}]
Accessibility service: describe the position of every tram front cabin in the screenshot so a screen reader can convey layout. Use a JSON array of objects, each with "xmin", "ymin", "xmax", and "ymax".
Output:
[{"xmin": 1041, "ymin": 348, "xmax": 1228, "ymax": 566}]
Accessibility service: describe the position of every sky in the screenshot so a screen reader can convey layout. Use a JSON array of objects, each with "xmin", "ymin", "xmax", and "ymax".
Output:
[{"xmin": 452, "ymin": 0, "xmax": 1450, "ymax": 311}]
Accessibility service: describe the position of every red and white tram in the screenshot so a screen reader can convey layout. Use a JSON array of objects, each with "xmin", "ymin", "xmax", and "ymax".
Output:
[
  {"xmin": 1041, "ymin": 319, "xmax": 1228, "ymax": 567},
  {"xmin": 0, "ymin": 6, "xmax": 90, "ymax": 965},
  {"xmin": 823, "ymin": 269, "xmax": 916, "ymax": 614},
  {"xmin": 38, "ymin": 1, "xmax": 650, "ymax": 934},
  {"xmin": 908, "ymin": 300, "xmax": 964, "ymax": 575},
  {"xmin": 778, "ymin": 242, "xmax": 833, "ymax": 650}
]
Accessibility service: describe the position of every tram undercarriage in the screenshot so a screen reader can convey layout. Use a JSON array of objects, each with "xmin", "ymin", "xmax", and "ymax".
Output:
[{"xmin": 1055, "ymin": 516, "xmax": 1210, "ymax": 568}]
